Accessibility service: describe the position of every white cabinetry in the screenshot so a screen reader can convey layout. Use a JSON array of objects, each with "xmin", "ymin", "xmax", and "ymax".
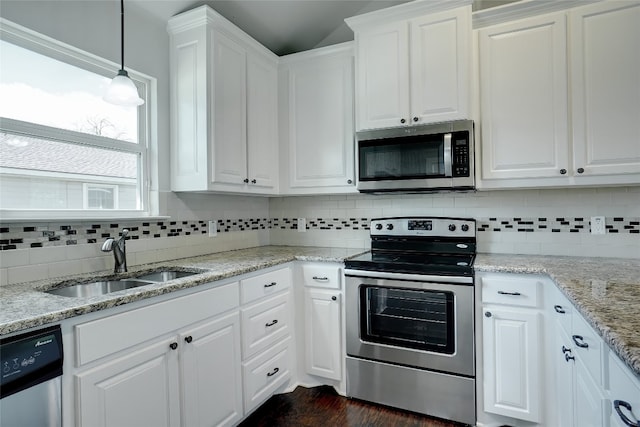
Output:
[
  {"xmin": 476, "ymin": 2, "xmax": 640, "ymax": 189},
  {"xmin": 240, "ymin": 267, "xmax": 293, "ymax": 414},
  {"xmin": 480, "ymin": 273, "xmax": 542, "ymax": 423},
  {"xmin": 346, "ymin": 2, "xmax": 471, "ymax": 131},
  {"xmin": 75, "ymin": 283, "xmax": 243, "ymax": 427},
  {"xmin": 279, "ymin": 43, "xmax": 356, "ymax": 194},
  {"xmin": 168, "ymin": 6, "xmax": 278, "ymax": 194},
  {"xmin": 609, "ymin": 352, "xmax": 640, "ymax": 427}
]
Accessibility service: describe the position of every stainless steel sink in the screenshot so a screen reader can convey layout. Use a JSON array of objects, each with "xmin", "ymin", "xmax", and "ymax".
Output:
[
  {"xmin": 133, "ymin": 270, "xmax": 197, "ymax": 282},
  {"xmin": 46, "ymin": 280, "xmax": 153, "ymax": 298}
]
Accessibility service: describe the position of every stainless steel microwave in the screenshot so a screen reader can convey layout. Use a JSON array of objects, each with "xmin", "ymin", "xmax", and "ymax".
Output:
[{"xmin": 356, "ymin": 120, "xmax": 475, "ymax": 193}]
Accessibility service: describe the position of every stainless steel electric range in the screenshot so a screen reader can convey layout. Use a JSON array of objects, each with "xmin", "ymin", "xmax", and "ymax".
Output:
[{"xmin": 344, "ymin": 216, "xmax": 476, "ymax": 426}]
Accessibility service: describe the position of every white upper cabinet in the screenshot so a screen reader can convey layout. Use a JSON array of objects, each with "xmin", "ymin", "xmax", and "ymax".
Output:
[
  {"xmin": 476, "ymin": 1, "xmax": 640, "ymax": 189},
  {"xmin": 168, "ymin": 6, "xmax": 279, "ymax": 194},
  {"xmin": 279, "ymin": 43, "xmax": 356, "ymax": 194},
  {"xmin": 570, "ymin": 1, "xmax": 640, "ymax": 178},
  {"xmin": 347, "ymin": 1, "xmax": 472, "ymax": 131}
]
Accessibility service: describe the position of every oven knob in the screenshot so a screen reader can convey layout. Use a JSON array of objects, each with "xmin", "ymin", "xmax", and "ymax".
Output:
[
  {"xmin": 448, "ymin": 224, "xmax": 456, "ymax": 232},
  {"xmin": 461, "ymin": 224, "xmax": 469, "ymax": 232},
  {"xmin": 375, "ymin": 223, "xmax": 383, "ymax": 230},
  {"xmin": 386, "ymin": 224, "xmax": 394, "ymax": 230}
]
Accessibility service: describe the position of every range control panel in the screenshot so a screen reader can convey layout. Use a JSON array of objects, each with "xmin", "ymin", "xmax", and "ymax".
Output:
[{"xmin": 370, "ymin": 217, "xmax": 475, "ymax": 238}]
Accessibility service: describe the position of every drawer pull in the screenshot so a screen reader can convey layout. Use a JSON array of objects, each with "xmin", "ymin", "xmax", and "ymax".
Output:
[
  {"xmin": 312, "ymin": 276, "xmax": 329, "ymax": 281},
  {"xmin": 265, "ymin": 319, "xmax": 278, "ymax": 327},
  {"xmin": 264, "ymin": 282, "xmax": 277, "ymax": 288},
  {"xmin": 497, "ymin": 291, "xmax": 521, "ymax": 296},
  {"xmin": 266, "ymin": 367, "xmax": 279, "ymax": 377},
  {"xmin": 554, "ymin": 305, "xmax": 566, "ymax": 314},
  {"xmin": 614, "ymin": 400, "xmax": 640, "ymax": 427},
  {"xmin": 572, "ymin": 335, "xmax": 589, "ymax": 348}
]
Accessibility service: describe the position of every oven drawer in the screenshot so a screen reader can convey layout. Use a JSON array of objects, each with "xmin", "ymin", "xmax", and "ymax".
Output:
[{"xmin": 480, "ymin": 273, "xmax": 541, "ymax": 308}]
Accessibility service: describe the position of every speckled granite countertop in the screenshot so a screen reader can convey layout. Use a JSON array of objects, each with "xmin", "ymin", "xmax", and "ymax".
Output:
[
  {"xmin": 0, "ymin": 246, "xmax": 365, "ymax": 336},
  {"xmin": 475, "ymin": 253, "xmax": 640, "ymax": 379}
]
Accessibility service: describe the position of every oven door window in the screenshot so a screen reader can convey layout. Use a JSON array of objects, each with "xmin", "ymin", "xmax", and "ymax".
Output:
[
  {"xmin": 360, "ymin": 286, "xmax": 455, "ymax": 354},
  {"xmin": 358, "ymin": 134, "xmax": 444, "ymax": 181}
]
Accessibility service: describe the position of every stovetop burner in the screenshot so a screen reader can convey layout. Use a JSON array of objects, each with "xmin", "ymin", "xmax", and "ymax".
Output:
[{"xmin": 345, "ymin": 217, "xmax": 476, "ymax": 277}]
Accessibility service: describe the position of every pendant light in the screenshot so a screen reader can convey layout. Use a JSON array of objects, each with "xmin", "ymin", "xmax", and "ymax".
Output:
[{"xmin": 104, "ymin": 0, "xmax": 144, "ymax": 107}]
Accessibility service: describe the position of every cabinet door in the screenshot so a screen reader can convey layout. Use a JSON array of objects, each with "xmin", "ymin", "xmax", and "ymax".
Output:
[
  {"xmin": 553, "ymin": 324, "xmax": 576, "ymax": 427},
  {"xmin": 212, "ymin": 30, "xmax": 247, "ymax": 186},
  {"xmin": 482, "ymin": 306, "xmax": 541, "ymax": 422},
  {"xmin": 181, "ymin": 312, "xmax": 243, "ymax": 427},
  {"xmin": 409, "ymin": 7, "xmax": 470, "ymax": 124},
  {"xmin": 286, "ymin": 49, "xmax": 355, "ymax": 189},
  {"xmin": 355, "ymin": 21, "xmax": 409, "ymax": 130},
  {"xmin": 304, "ymin": 288, "xmax": 342, "ymax": 381},
  {"xmin": 479, "ymin": 13, "xmax": 569, "ymax": 181},
  {"xmin": 246, "ymin": 53, "xmax": 278, "ymax": 191},
  {"xmin": 575, "ymin": 359, "xmax": 610, "ymax": 427},
  {"xmin": 570, "ymin": 2, "xmax": 640, "ymax": 178},
  {"xmin": 76, "ymin": 337, "xmax": 180, "ymax": 427}
]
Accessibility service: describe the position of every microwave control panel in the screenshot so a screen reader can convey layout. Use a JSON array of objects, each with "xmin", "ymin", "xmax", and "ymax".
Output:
[{"xmin": 452, "ymin": 133, "xmax": 470, "ymax": 177}]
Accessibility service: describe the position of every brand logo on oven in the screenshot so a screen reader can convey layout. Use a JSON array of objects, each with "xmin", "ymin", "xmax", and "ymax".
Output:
[{"xmin": 35, "ymin": 338, "xmax": 53, "ymax": 347}]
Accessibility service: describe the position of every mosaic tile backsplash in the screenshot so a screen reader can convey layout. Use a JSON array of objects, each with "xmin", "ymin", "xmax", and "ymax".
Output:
[{"xmin": 1, "ymin": 216, "xmax": 637, "ymax": 251}]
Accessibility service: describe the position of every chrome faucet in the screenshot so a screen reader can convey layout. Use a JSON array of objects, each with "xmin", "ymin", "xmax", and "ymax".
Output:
[{"xmin": 101, "ymin": 229, "xmax": 129, "ymax": 273}]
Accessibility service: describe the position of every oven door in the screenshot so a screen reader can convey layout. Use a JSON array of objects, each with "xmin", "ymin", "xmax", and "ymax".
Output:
[{"xmin": 345, "ymin": 272, "xmax": 474, "ymax": 377}]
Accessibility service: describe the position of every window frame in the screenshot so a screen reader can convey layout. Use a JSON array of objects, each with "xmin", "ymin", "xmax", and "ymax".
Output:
[
  {"xmin": 0, "ymin": 18, "xmax": 158, "ymax": 220},
  {"xmin": 83, "ymin": 183, "xmax": 120, "ymax": 210}
]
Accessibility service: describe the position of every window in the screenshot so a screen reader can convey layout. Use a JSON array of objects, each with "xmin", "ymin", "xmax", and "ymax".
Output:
[{"xmin": 0, "ymin": 19, "xmax": 155, "ymax": 219}]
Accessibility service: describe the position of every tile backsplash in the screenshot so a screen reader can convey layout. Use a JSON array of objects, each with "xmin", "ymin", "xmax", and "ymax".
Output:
[{"xmin": 1, "ymin": 187, "xmax": 638, "ymax": 286}]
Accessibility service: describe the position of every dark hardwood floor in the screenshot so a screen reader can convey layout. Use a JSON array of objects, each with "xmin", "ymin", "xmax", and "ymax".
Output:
[{"xmin": 239, "ymin": 385, "xmax": 464, "ymax": 427}]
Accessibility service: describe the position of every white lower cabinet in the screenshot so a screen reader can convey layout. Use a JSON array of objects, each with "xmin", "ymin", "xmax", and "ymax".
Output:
[
  {"xmin": 304, "ymin": 288, "xmax": 342, "ymax": 380},
  {"xmin": 75, "ymin": 283, "xmax": 243, "ymax": 427},
  {"xmin": 609, "ymin": 351, "xmax": 640, "ymax": 427}
]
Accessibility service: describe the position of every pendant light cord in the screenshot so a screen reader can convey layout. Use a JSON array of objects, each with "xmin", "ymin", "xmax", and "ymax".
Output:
[{"xmin": 120, "ymin": 0, "xmax": 125, "ymax": 71}]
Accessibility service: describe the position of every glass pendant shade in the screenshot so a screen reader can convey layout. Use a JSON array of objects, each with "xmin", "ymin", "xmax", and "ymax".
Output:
[{"xmin": 104, "ymin": 69, "xmax": 144, "ymax": 106}]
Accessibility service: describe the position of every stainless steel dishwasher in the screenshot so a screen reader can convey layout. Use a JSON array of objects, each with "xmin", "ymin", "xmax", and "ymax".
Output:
[{"xmin": 1, "ymin": 325, "xmax": 63, "ymax": 427}]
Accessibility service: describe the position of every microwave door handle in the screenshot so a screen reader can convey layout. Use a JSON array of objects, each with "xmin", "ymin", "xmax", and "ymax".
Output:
[{"xmin": 444, "ymin": 133, "xmax": 453, "ymax": 177}]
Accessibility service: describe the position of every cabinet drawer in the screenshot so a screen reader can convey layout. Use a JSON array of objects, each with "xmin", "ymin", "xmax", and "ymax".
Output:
[
  {"xmin": 75, "ymin": 282, "xmax": 239, "ymax": 366},
  {"xmin": 242, "ymin": 337, "xmax": 292, "ymax": 414},
  {"xmin": 572, "ymin": 312, "xmax": 605, "ymax": 387},
  {"xmin": 302, "ymin": 264, "xmax": 341, "ymax": 289},
  {"xmin": 481, "ymin": 274, "xmax": 541, "ymax": 307},
  {"xmin": 241, "ymin": 267, "xmax": 291, "ymax": 304},
  {"xmin": 241, "ymin": 292, "xmax": 290, "ymax": 359},
  {"xmin": 609, "ymin": 352, "xmax": 640, "ymax": 427}
]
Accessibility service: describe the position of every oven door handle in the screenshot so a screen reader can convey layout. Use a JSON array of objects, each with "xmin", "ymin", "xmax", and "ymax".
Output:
[{"xmin": 344, "ymin": 269, "xmax": 473, "ymax": 285}]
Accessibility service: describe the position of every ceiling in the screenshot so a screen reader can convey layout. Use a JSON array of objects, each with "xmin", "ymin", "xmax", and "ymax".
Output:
[{"xmin": 128, "ymin": 0, "xmax": 519, "ymax": 56}]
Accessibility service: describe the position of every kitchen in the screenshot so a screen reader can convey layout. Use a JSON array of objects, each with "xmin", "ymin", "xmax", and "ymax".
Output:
[{"xmin": 1, "ymin": 0, "xmax": 639, "ymax": 426}]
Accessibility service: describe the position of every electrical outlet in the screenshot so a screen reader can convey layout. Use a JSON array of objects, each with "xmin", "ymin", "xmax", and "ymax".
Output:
[
  {"xmin": 590, "ymin": 216, "xmax": 606, "ymax": 235},
  {"xmin": 208, "ymin": 220, "xmax": 217, "ymax": 237},
  {"xmin": 297, "ymin": 218, "xmax": 306, "ymax": 233}
]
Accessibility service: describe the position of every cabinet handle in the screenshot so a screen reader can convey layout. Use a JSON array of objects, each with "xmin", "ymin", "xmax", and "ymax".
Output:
[
  {"xmin": 400, "ymin": 118, "xmax": 406, "ymax": 124},
  {"xmin": 497, "ymin": 291, "xmax": 521, "ymax": 296},
  {"xmin": 560, "ymin": 169, "xmax": 567, "ymax": 175},
  {"xmin": 484, "ymin": 311, "xmax": 492, "ymax": 318},
  {"xmin": 614, "ymin": 400, "xmax": 640, "ymax": 427},
  {"xmin": 331, "ymin": 296, "xmax": 337, "ymax": 301},
  {"xmin": 312, "ymin": 276, "xmax": 329, "ymax": 281},
  {"xmin": 562, "ymin": 346, "xmax": 571, "ymax": 354},
  {"xmin": 264, "ymin": 282, "xmax": 277, "ymax": 288},
  {"xmin": 565, "ymin": 353, "xmax": 575, "ymax": 362},
  {"xmin": 266, "ymin": 367, "xmax": 279, "ymax": 377},
  {"xmin": 554, "ymin": 305, "xmax": 566, "ymax": 314},
  {"xmin": 169, "ymin": 342, "xmax": 178, "ymax": 350},
  {"xmin": 347, "ymin": 179, "xmax": 353, "ymax": 184},
  {"xmin": 265, "ymin": 319, "xmax": 278, "ymax": 327},
  {"xmin": 243, "ymin": 178, "xmax": 249, "ymax": 183},
  {"xmin": 577, "ymin": 167, "xmax": 585, "ymax": 174},
  {"xmin": 572, "ymin": 335, "xmax": 589, "ymax": 348},
  {"xmin": 251, "ymin": 179, "xmax": 257, "ymax": 184},
  {"xmin": 413, "ymin": 117, "xmax": 418, "ymax": 122},
  {"xmin": 184, "ymin": 336, "xmax": 193, "ymax": 344}
]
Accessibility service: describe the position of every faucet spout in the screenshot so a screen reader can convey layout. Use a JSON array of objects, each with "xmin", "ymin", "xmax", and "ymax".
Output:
[{"xmin": 102, "ymin": 229, "xmax": 129, "ymax": 273}]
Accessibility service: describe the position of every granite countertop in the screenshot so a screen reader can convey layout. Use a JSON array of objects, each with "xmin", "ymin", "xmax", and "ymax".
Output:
[
  {"xmin": 1, "ymin": 247, "xmax": 638, "ymax": 378},
  {"xmin": 475, "ymin": 253, "xmax": 640, "ymax": 379},
  {"xmin": 0, "ymin": 246, "xmax": 365, "ymax": 336}
]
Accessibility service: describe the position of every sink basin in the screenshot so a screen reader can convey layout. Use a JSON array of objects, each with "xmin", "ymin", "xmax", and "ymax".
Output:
[
  {"xmin": 133, "ymin": 270, "xmax": 197, "ymax": 282},
  {"xmin": 46, "ymin": 280, "xmax": 153, "ymax": 298}
]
